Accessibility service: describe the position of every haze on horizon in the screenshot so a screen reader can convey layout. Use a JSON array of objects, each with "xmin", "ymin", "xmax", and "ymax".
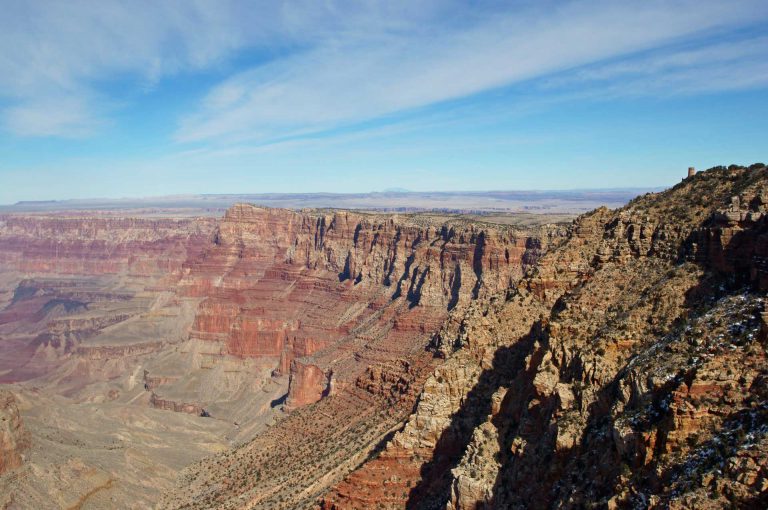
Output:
[{"xmin": 1, "ymin": 0, "xmax": 767, "ymax": 204}]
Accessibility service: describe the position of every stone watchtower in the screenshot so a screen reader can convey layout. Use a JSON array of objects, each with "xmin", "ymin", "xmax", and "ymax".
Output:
[{"xmin": 688, "ymin": 167, "xmax": 696, "ymax": 178}]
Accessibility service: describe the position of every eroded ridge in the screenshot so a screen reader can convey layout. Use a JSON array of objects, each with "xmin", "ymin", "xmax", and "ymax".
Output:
[{"xmin": 319, "ymin": 164, "xmax": 768, "ymax": 510}]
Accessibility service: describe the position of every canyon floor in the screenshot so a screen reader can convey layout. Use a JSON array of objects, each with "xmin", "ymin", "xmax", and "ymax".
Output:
[{"xmin": 1, "ymin": 167, "xmax": 767, "ymax": 509}]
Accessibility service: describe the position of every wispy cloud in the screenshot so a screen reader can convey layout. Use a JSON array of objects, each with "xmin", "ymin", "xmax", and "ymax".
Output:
[
  {"xmin": 4, "ymin": 97, "xmax": 103, "ymax": 138},
  {"xmin": 2, "ymin": 0, "xmax": 767, "ymax": 140},
  {"xmin": 0, "ymin": 1, "xmax": 234, "ymax": 135},
  {"xmin": 175, "ymin": 0, "xmax": 768, "ymax": 144},
  {"xmin": 540, "ymin": 34, "xmax": 768, "ymax": 96},
  {"xmin": 0, "ymin": 0, "xmax": 330, "ymax": 136}
]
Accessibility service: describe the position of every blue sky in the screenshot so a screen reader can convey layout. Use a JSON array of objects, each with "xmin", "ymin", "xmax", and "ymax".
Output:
[{"xmin": 1, "ymin": 0, "xmax": 767, "ymax": 203}]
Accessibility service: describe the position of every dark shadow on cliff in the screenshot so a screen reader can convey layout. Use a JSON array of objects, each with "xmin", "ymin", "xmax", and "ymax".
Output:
[
  {"xmin": 482, "ymin": 311, "xmax": 629, "ymax": 509},
  {"xmin": 408, "ymin": 167, "xmax": 768, "ymax": 509},
  {"xmin": 470, "ymin": 231, "xmax": 486, "ymax": 300},
  {"xmin": 270, "ymin": 393, "xmax": 287, "ymax": 408},
  {"xmin": 483, "ymin": 223, "xmax": 760, "ymax": 507},
  {"xmin": 485, "ymin": 217, "xmax": 768, "ymax": 508},
  {"xmin": 405, "ymin": 322, "xmax": 540, "ymax": 510},
  {"xmin": 447, "ymin": 263, "xmax": 462, "ymax": 311}
]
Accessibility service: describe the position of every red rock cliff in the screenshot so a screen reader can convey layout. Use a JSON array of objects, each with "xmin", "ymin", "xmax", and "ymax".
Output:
[
  {"xmin": 0, "ymin": 390, "xmax": 30, "ymax": 475},
  {"xmin": 180, "ymin": 205, "xmax": 552, "ymax": 410}
]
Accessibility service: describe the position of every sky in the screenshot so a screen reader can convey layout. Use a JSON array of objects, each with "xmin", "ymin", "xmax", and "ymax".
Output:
[{"xmin": 1, "ymin": 0, "xmax": 767, "ymax": 204}]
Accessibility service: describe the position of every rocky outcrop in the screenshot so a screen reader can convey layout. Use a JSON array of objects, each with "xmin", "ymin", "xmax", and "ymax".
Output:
[
  {"xmin": 447, "ymin": 165, "xmax": 768, "ymax": 509},
  {"xmin": 275, "ymin": 335, "xmax": 326, "ymax": 376},
  {"xmin": 320, "ymin": 164, "xmax": 768, "ymax": 510},
  {"xmin": 143, "ymin": 370, "xmax": 178, "ymax": 391},
  {"xmin": 47, "ymin": 313, "xmax": 134, "ymax": 336},
  {"xmin": 75, "ymin": 341, "xmax": 166, "ymax": 360},
  {"xmin": 285, "ymin": 360, "xmax": 329, "ymax": 409},
  {"xmin": 149, "ymin": 392, "xmax": 205, "ymax": 416},
  {"xmin": 228, "ymin": 317, "xmax": 299, "ymax": 358},
  {"xmin": 0, "ymin": 390, "xmax": 30, "ymax": 475}
]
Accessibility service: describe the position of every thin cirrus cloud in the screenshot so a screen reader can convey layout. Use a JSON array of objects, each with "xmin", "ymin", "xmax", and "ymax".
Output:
[
  {"xmin": 539, "ymin": 35, "xmax": 768, "ymax": 97},
  {"xmin": 4, "ymin": 96, "xmax": 103, "ymax": 138},
  {"xmin": 1, "ymin": 1, "xmax": 767, "ymax": 141},
  {"xmin": 0, "ymin": 0, "xmax": 306, "ymax": 137},
  {"xmin": 174, "ymin": 0, "xmax": 768, "ymax": 145}
]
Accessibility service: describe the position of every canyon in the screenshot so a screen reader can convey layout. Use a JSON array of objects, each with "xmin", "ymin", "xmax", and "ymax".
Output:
[
  {"xmin": 0, "ymin": 204, "xmax": 555, "ymax": 508},
  {"xmin": 0, "ymin": 164, "xmax": 766, "ymax": 509}
]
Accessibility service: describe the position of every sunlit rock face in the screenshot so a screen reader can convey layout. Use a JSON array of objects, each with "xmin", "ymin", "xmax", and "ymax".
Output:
[
  {"xmin": 0, "ymin": 390, "xmax": 30, "ymax": 476},
  {"xmin": 0, "ymin": 202, "xmax": 552, "ymax": 509},
  {"xmin": 178, "ymin": 204, "xmax": 549, "ymax": 410},
  {"xmin": 318, "ymin": 164, "xmax": 768, "ymax": 510},
  {"xmin": 151, "ymin": 205, "xmax": 556, "ymax": 510}
]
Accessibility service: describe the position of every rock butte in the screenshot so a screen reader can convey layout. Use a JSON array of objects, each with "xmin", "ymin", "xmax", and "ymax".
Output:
[
  {"xmin": 0, "ymin": 164, "xmax": 765, "ymax": 510},
  {"xmin": 0, "ymin": 390, "xmax": 30, "ymax": 476}
]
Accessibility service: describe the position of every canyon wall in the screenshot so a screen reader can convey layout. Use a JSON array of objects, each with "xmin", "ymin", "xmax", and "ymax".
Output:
[
  {"xmin": 0, "ymin": 214, "xmax": 215, "ymax": 385},
  {"xmin": 178, "ymin": 205, "xmax": 555, "ymax": 410},
  {"xmin": 318, "ymin": 164, "xmax": 768, "ymax": 510},
  {"xmin": 160, "ymin": 206, "xmax": 560, "ymax": 510},
  {"xmin": 0, "ymin": 205, "xmax": 552, "ymax": 406},
  {"xmin": 4, "ymin": 166, "xmax": 765, "ymax": 509},
  {"xmin": 0, "ymin": 214, "xmax": 215, "ymax": 278},
  {"xmin": 0, "ymin": 203, "xmax": 556, "ymax": 510}
]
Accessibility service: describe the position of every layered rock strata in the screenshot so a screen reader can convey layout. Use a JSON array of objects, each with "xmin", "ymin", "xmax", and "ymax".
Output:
[
  {"xmin": 9, "ymin": 166, "xmax": 765, "ymax": 510},
  {"xmin": 0, "ymin": 214, "xmax": 215, "ymax": 384},
  {"xmin": 319, "ymin": 164, "xmax": 768, "ymax": 510},
  {"xmin": 179, "ymin": 205, "xmax": 552, "ymax": 411},
  {"xmin": 0, "ymin": 214, "xmax": 215, "ymax": 277},
  {"xmin": 161, "ymin": 206, "xmax": 555, "ymax": 509}
]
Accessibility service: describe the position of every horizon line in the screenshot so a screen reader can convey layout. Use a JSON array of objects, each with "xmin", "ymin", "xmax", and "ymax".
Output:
[{"xmin": 1, "ymin": 186, "xmax": 669, "ymax": 208}]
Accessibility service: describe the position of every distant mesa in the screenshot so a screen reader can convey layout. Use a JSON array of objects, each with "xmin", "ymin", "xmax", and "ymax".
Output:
[{"xmin": 13, "ymin": 200, "xmax": 59, "ymax": 206}]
